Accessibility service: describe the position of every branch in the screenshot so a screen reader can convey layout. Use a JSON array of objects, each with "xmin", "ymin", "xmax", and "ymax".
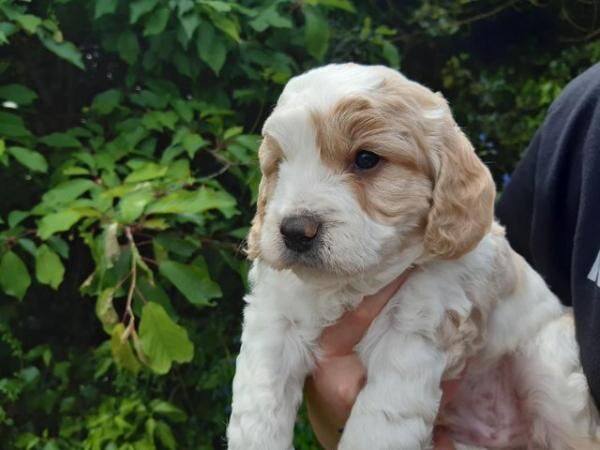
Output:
[
  {"xmin": 455, "ymin": 0, "xmax": 520, "ymax": 27},
  {"xmin": 122, "ymin": 227, "xmax": 138, "ymax": 338},
  {"xmin": 559, "ymin": 26, "xmax": 600, "ymax": 42}
]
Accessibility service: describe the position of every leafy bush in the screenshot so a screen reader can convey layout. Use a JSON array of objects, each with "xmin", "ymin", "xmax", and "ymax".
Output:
[{"xmin": 0, "ymin": 0, "xmax": 598, "ymax": 448}]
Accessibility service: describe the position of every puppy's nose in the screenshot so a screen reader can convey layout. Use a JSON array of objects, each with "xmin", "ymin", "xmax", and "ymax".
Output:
[{"xmin": 280, "ymin": 215, "xmax": 321, "ymax": 253}]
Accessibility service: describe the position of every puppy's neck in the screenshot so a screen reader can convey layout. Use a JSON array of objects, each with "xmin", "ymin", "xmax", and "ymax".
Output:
[
  {"xmin": 249, "ymin": 244, "xmax": 425, "ymax": 327},
  {"xmin": 347, "ymin": 243, "xmax": 424, "ymax": 295},
  {"xmin": 295, "ymin": 242, "xmax": 424, "ymax": 300}
]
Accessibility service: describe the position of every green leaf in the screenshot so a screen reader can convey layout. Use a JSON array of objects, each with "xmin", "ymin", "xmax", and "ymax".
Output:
[
  {"xmin": 15, "ymin": 14, "xmax": 41, "ymax": 33},
  {"xmin": 144, "ymin": 7, "xmax": 170, "ymax": 36},
  {"xmin": 305, "ymin": 0, "xmax": 356, "ymax": 12},
  {"xmin": 145, "ymin": 187, "xmax": 236, "ymax": 217},
  {"xmin": 0, "ymin": 139, "xmax": 4, "ymax": 157},
  {"xmin": 38, "ymin": 31, "xmax": 84, "ymax": 70},
  {"xmin": 179, "ymin": 13, "xmax": 199, "ymax": 42},
  {"xmin": 111, "ymin": 323, "xmax": 142, "ymax": 373},
  {"xmin": 91, "ymin": 89, "xmax": 122, "ymax": 115},
  {"xmin": 134, "ymin": 276, "xmax": 175, "ymax": 316},
  {"xmin": 125, "ymin": 162, "xmax": 168, "ymax": 183},
  {"xmin": 96, "ymin": 288, "xmax": 118, "ymax": 333},
  {"xmin": 131, "ymin": 90, "xmax": 168, "ymax": 108},
  {"xmin": 224, "ymin": 126, "xmax": 243, "ymax": 140},
  {"xmin": 0, "ymin": 84, "xmax": 37, "ymax": 105},
  {"xmin": 165, "ymin": 159, "xmax": 190, "ymax": 181},
  {"xmin": 119, "ymin": 188, "xmax": 155, "ymax": 223},
  {"xmin": 155, "ymin": 233, "xmax": 198, "ymax": 258},
  {"xmin": 18, "ymin": 238, "xmax": 37, "ymax": 256},
  {"xmin": 117, "ymin": 31, "xmax": 139, "ymax": 64},
  {"xmin": 103, "ymin": 222, "xmax": 120, "ymax": 267},
  {"xmin": 142, "ymin": 218, "xmax": 169, "ymax": 230},
  {"xmin": 8, "ymin": 210, "xmax": 28, "ymax": 227},
  {"xmin": 42, "ymin": 179, "xmax": 96, "ymax": 206},
  {"xmin": 180, "ymin": 131, "xmax": 208, "ymax": 157},
  {"xmin": 381, "ymin": 39, "xmax": 400, "ymax": 68},
  {"xmin": 196, "ymin": 23, "xmax": 227, "ymax": 75},
  {"xmin": 304, "ymin": 6, "xmax": 330, "ymax": 60},
  {"xmin": 139, "ymin": 303, "xmax": 193, "ymax": 374},
  {"xmin": 8, "ymin": 147, "xmax": 48, "ymax": 173},
  {"xmin": 155, "ymin": 421, "xmax": 176, "ymax": 450},
  {"xmin": 37, "ymin": 210, "xmax": 82, "ymax": 240},
  {"xmin": 130, "ymin": 0, "xmax": 160, "ymax": 23},
  {"xmin": 172, "ymin": 99, "xmax": 193, "ymax": 122},
  {"xmin": 142, "ymin": 111, "xmax": 178, "ymax": 130},
  {"xmin": 95, "ymin": 0, "xmax": 118, "ymax": 18},
  {"xmin": 159, "ymin": 260, "xmax": 221, "ymax": 306},
  {"xmin": 35, "ymin": 245, "xmax": 64, "ymax": 290},
  {"xmin": 200, "ymin": 0, "xmax": 232, "ymax": 12},
  {"xmin": 0, "ymin": 111, "xmax": 31, "ymax": 138},
  {"xmin": 48, "ymin": 236, "xmax": 69, "ymax": 259},
  {"xmin": 39, "ymin": 132, "xmax": 81, "ymax": 149},
  {"xmin": 150, "ymin": 400, "xmax": 187, "ymax": 422},
  {"xmin": 249, "ymin": 6, "xmax": 293, "ymax": 32},
  {"xmin": 0, "ymin": 251, "xmax": 31, "ymax": 300},
  {"xmin": 209, "ymin": 13, "xmax": 241, "ymax": 42}
]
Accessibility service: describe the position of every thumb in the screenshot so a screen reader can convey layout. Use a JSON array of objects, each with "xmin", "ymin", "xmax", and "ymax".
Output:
[{"xmin": 433, "ymin": 426, "xmax": 456, "ymax": 450}]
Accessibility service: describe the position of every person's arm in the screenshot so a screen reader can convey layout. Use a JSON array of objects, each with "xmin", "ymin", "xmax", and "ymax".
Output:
[
  {"xmin": 496, "ymin": 63, "xmax": 600, "ymax": 407},
  {"xmin": 495, "ymin": 130, "xmax": 539, "ymax": 266}
]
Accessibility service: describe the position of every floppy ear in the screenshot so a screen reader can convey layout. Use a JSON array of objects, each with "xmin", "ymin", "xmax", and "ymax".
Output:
[
  {"xmin": 246, "ymin": 137, "xmax": 281, "ymax": 260},
  {"xmin": 246, "ymin": 175, "xmax": 268, "ymax": 260},
  {"xmin": 424, "ymin": 119, "xmax": 496, "ymax": 259}
]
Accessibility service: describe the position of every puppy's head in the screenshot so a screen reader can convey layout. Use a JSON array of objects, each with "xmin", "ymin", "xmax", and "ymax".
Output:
[{"xmin": 247, "ymin": 63, "xmax": 495, "ymax": 276}]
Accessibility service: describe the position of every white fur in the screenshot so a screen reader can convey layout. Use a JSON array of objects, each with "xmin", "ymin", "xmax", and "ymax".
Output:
[{"xmin": 227, "ymin": 64, "xmax": 600, "ymax": 450}]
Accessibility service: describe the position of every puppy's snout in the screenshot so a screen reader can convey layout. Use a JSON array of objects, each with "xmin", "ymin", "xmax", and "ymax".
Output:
[{"xmin": 280, "ymin": 215, "xmax": 321, "ymax": 253}]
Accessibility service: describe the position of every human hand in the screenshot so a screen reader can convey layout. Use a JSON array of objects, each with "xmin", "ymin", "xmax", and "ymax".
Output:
[{"xmin": 304, "ymin": 272, "xmax": 458, "ymax": 449}]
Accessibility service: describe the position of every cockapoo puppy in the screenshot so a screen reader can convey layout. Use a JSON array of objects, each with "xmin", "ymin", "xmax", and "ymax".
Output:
[{"xmin": 226, "ymin": 63, "xmax": 600, "ymax": 450}]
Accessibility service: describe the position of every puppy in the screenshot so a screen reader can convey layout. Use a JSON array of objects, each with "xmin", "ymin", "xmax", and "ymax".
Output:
[{"xmin": 226, "ymin": 63, "xmax": 600, "ymax": 450}]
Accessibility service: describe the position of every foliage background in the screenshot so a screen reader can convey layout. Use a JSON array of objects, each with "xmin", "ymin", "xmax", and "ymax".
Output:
[{"xmin": 0, "ymin": 0, "xmax": 598, "ymax": 449}]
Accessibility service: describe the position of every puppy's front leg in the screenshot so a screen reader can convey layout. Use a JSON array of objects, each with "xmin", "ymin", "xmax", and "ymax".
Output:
[
  {"xmin": 227, "ymin": 302, "xmax": 311, "ymax": 450},
  {"xmin": 338, "ymin": 332, "xmax": 446, "ymax": 450}
]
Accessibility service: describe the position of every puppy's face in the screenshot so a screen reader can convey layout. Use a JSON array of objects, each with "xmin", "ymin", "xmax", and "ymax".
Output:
[{"xmin": 248, "ymin": 64, "xmax": 495, "ymax": 276}]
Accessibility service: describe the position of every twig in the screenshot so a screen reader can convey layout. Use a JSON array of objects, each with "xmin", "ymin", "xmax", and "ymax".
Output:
[
  {"xmin": 559, "ymin": 26, "xmax": 600, "ymax": 42},
  {"xmin": 122, "ymin": 227, "xmax": 138, "ymax": 338},
  {"xmin": 455, "ymin": 0, "xmax": 520, "ymax": 27},
  {"xmin": 561, "ymin": 4, "xmax": 589, "ymax": 31},
  {"xmin": 141, "ymin": 255, "xmax": 159, "ymax": 266},
  {"xmin": 202, "ymin": 163, "xmax": 232, "ymax": 180}
]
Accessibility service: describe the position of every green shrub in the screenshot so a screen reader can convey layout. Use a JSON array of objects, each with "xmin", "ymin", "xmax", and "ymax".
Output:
[{"xmin": 0, "ymin": 0, "xmax": 598, "ymax": 448}]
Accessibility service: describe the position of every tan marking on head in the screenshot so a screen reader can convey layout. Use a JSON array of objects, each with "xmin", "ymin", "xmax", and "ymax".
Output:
[
  {"xmin": 377, "ymin": 76, "xmax": 496, "ymax": 259},
  {"xmin": 311, "ymin": 91, "xmax": 435, "ymax": 231},
  {"xmin": 312, "ymin": 72, "xmax": 495, "ymax": 259},
  {"xmin": 246, "ymin": 135, "xmax": 283, "ymax": 260}
]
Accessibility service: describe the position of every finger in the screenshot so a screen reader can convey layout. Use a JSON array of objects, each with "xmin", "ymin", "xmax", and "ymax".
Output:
[
  {"xmin": 305, "ymin": 355, "xmax": 367, "ymax": 450},
  {"xmin": 310, "ymin": 354, "xmax": 367, "ymax": 418},
  {"xmin": 319, "ymin": 271, "xmax": 411, "ymax": 356},
  {"xmin": 433, "ymin": 426, "xmax": 456, "ymax": 450},
  {"xmin": 305, "ymin": 377, "xmax": 343, "ymax": 450},
  {"xmin": 440, "ymin": 377, "xmax": 462, "ymax": 407}
]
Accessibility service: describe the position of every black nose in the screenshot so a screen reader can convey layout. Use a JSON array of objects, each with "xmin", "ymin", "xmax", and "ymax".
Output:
[{"xmin": 280, "ymin": 215, "xmax": 321, "ymax": 253}]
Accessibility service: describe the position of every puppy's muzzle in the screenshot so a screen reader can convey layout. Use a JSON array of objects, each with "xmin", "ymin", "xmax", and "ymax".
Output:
[{"xmin": 280, "ymin": 215, "xmax": 321, "ymax": 253}]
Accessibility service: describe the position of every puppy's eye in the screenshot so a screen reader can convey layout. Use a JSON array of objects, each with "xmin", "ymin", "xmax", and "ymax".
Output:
[{"xmin": 354, "ymin": 150, "xmax": 380, "ymax": 170}]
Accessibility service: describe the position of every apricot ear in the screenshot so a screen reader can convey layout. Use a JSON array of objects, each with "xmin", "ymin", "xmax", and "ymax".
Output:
[
  {"xmin": 424, "ymin": 122, "xmax": 495, "ymax": 259},
  {"xmin": 245, "ymin": 137, "xmax": 281, "ymax": 260},
  {"xmin": 246, "ymin": 175, "xmax": 268, "ymax": 260}
]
